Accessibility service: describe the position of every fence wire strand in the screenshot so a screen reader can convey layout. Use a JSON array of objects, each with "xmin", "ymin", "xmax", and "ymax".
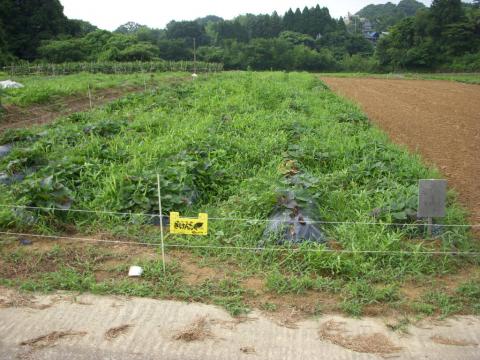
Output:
[
  {"xmin": 0, "ymin": 231, "xmax": 479, "ymax": 256},
  {"xmin": 0, "ymin": 204, "xmax": 477, "ymax": 228}
]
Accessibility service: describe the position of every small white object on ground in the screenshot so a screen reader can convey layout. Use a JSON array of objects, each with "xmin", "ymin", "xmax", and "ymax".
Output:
[
  {"xmin": 191, "ymin": 73, "xmax": 198, "ymax": 78},
  {"xmin": 128, "ymin": 266, "xmax": 143, "ymax": 277},
  {"xmin": 0, "ymin": 80, "xmax": 24, "ymax": 89}
]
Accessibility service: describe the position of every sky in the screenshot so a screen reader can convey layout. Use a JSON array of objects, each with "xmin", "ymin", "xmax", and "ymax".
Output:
[{"xmin": 61, "ymin": 0, "xmax": 434, "ymax": 31}]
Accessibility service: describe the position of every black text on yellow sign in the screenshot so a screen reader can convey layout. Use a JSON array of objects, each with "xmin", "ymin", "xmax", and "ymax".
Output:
[{"xmin": 169, "ymin": 212, "xmax": 208, "ymax": 236}]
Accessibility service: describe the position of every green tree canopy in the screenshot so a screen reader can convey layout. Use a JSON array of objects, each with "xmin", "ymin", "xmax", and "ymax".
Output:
[{"xmin": 0, "ymin": 0, "xmax": 70, "ymax": 59}]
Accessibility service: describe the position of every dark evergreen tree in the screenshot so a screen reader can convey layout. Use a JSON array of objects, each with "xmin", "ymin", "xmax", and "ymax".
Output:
[
  {"xmin": 283, "ymin": 9, "xmax": 295, "ymax": 31},
  {"xmin": 166, "ymin": 20, "xmax": 208, "ymax": 45},
  {"xmin": 430, "ymin": 0, "xmax": 465, "ymax": 34},
  {"xmin": 0, "ymin": 0, "xmax": 69, "ymax": 60}
]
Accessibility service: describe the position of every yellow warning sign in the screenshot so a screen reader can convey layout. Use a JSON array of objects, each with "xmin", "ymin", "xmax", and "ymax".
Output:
[{"xmin": 169, "ymin": 212, "xmax": 208, "ymax": 236}]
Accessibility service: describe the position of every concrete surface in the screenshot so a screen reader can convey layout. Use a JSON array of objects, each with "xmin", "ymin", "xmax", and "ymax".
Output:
[{"xmin": 0, "ymin": 288, "xmax": 479, "ymax": 359}]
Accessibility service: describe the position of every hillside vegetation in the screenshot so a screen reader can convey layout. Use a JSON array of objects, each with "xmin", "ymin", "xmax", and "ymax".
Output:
[
  {"xmin": 356, "ymin": 0, "xmax": 426, "ymax": 32},
  {"xmin": 1, "ymin": 1, "xmax": 478, "ymax": 72}
]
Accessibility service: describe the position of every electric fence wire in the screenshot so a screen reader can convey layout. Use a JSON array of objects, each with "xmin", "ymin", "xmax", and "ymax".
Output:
[
  {"xmin": 0, "ymin": 231, "xmax": 479, "ymax": 256},
  {"xmin": 0, "ymin": 204, "xmax": 477, "ymax": 228}
]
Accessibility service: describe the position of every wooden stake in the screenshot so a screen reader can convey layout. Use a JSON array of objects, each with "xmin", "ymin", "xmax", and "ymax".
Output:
[
  {"xmin": 193, "ymin": 38, "xmax": 197, "ymax": 74},
  {"xmin": 87, "ymin": 85, "xmax": 92, "ymax": 110},
  {"xmin": 157, "ymin": 174, "xmax": 166, "ymax": 275},
  {"xmin": 427, "ymin": 217, "xmax": 433, "ymax": 238}
]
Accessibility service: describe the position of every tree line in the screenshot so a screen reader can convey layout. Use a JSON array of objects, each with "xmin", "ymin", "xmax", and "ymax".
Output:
[
  {"xmin": 377, "ymin": 0, "xmax": 480, "ymax": 70},
  {"xmin": 356, "ymin": 0, "xmax": 426, "ymax": 32},
  {"xmin": 0, "ymin": 0, "xmax": 479, "ymax": 72}
]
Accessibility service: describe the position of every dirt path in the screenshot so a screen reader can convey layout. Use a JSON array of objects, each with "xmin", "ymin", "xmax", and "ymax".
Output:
[
  {"xmin": 0, "ymin": 86, "xmax": 141, "ymax": 132},
  {"xmin": 0, "ymin": 288, "xmax": 479, "ymax": 359},
  {"xmin": 322, "ymin": 77, "xmax": 480, "ymax": 225}
]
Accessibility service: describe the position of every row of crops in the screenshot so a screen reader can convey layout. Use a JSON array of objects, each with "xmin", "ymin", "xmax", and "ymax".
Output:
[{"xmin": 2, "ymin": 61, "xmax": 224, "ymax": 76}]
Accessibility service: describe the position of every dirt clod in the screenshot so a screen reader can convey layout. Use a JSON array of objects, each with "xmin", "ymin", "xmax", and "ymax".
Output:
[{"xmin": 318, "ymin": 320, "xmax": 401, "ymax": 354}]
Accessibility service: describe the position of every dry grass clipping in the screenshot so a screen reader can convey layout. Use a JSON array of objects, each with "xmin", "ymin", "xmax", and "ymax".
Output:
[
  {"xmin": 431, "ymin": 335, "xmax": 478, "ymax": 347},
  {"xmin": 173, "ymin": 317, "xmax": 213, "ymax": 342},
  {"xmin": 20, "ymin": 331, "xmax": 86, "ymax": 349},
  {"xmin": 319, "ymin": 320, "xmax": 401, "ymax": 355},
  {"xmin": 105, "ymin": 324, "xmax": 133, "ymax": 340},
  {"xmin": 0, "ymin": 293, "xmax": 50, "ymax": 310},
  {"xmin": 274, "ymin": 308, "xmax": 301, "ymax": 329},
  {"xmin": 240, "ymin": 346, "xmax": 256, "ymax": 354}
]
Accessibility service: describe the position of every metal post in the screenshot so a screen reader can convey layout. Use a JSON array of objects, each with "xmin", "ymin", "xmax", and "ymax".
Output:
[
  {"xmin": 427, "ymin": 217, "xmax": 433, "ymax": 238},
  {"xmin": 157, "ymin": 174, "xmax": 166, "ymax": 275}
]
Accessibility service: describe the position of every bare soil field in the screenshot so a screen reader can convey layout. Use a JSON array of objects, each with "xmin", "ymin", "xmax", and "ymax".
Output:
[{"xmin": 322, "ymin": 77, "xmax": 480, "ymax": 226}]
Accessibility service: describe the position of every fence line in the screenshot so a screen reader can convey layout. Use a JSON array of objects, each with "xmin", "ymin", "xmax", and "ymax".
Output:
[
  {"xmin": 2, "ymin": 61, "xmax": 224, "ymax": 76},
  {"xmin": 0, "ymin": 204, "xmax": 477, "ymax": 228},
  {"xmin": 0, "ymin": 231, "xmax": 479, "ymax": 256}
]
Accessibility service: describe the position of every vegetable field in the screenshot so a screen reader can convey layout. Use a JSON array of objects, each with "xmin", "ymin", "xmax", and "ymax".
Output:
[{"xmin": 0, "ymin": 72, "xmax": 478, "ymax": 318}]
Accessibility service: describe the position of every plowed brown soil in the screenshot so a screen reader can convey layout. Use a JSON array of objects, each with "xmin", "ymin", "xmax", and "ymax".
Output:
[{"xmin": 322, "ymin": 77, "xmax": 480, "ymax": 226}]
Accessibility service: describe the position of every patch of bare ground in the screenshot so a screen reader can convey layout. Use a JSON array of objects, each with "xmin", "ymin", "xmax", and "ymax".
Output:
[
  {"xmin": 172, "ymin": 317, "xmax": 214, "ymax": 342},
  {"xmin": 179, "ymin": 258, "xmax": 221, "ymax": 285},
  {"xmin": 242, "ymin": 277, "xmax": 264, "ymax": 293},
  {"xmin": 104, "ymin": 324, "xmax": 133, "ymax": 340},
  {"xmin": 318, "ymin": 320, "xmax": 402, "ymax": 354},
  {"xmin": 399, "ymin": 264, "xmax": 480, "ymax": 305},
  {"xmin": 0, "ymin": 238, "xmax": 119, "ymax": 280},
  {"xmin": 249, "ymin": 290, "xmax": 341, "ymax": 327},
  {"xmin": 322, "ymin": 77, "xmax": 480, "ymax": 228},
  {"xmin": 3, "ymin": 233, "xmax": 476, "ymax": 320},
  {"xmin": 430, "ymin": 335, "xmax": 478, "ymax": 346},
  {"xmin": 0, "ymin": 86, "xmax": 142, "ymax": 131},
  {"xmin": 435, "ymin": 265, "xmax": 480, "ymax": 289}
]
